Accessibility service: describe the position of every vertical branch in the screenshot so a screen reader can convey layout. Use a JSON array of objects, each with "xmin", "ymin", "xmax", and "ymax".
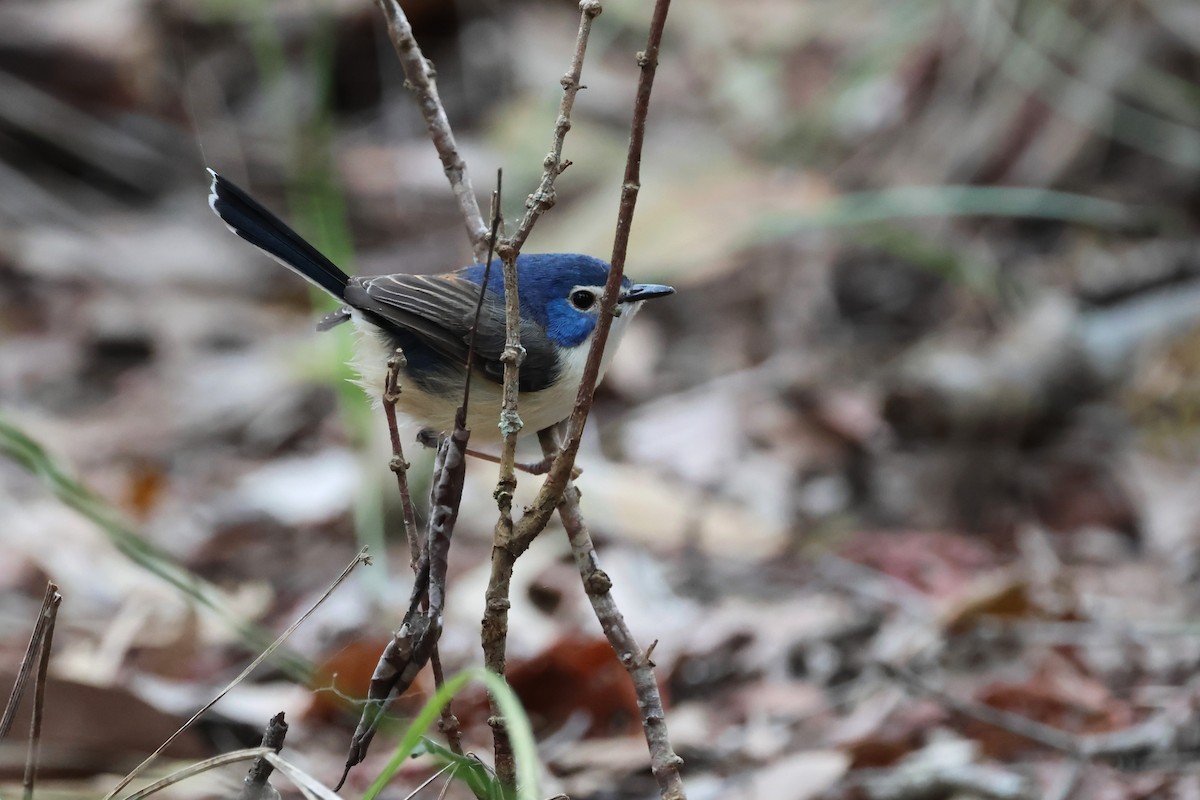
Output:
[
  {"xmin": 529, "ymin": 4, "xmax": 683, "ymax": 797},
  {"xmin": 461, "ymin": 173, "xmax": 504, "ymax": 415},
  {"xmin": 481, "ymin": 240, "xmax": 524, "ymax": 786},
  {"xmin": 477, "ymin": 1, "xmax": 603, "ymax": 787},
  {"xmin": 373, "ymin": 0, "xmax": 490, "ymax": 261},
  {"xmin": 493, "ymin": 238, "xmax": 525, "ymax": 507},
  {"xmin": 383, "ymin": 352, "xmax": 422, "ymax": 570}
]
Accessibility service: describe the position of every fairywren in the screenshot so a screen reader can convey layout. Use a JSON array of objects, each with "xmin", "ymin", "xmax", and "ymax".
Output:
[{"xmin": 207, "ymin": 170, "xmax": 674, "ymax": 440}]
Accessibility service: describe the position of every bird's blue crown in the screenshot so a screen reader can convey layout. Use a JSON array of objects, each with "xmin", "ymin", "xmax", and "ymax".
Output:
[{"xmin": 461, "ymin": 253, "xmax": 628, "ymax": 348}]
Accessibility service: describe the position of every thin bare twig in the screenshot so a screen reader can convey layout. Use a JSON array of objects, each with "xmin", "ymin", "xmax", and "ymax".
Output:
[
  {"xmin": 384, "ymin": 352, "xmax": 422, "ymax": 571},
  {"xmin": 543, "ymin": 430, "xmax": 686, "ymax": 800},
  {"xmin": 21, "ymin": 586, "xmax": 61, "ymax": 800},
  {"xmin": 506, "ymin": 0, "xmax": 604, "ymax": 252},
  {"xmin": 461, "ymin": 171, "xmax": 504, "ymax": 416},
  {"xmin": 372, "ymin": 0, "xmax": 490, "ymax": 261},
  {"xmin": 887, "ymin": 662, "xmax": 1200, "ymax": 770},
  {"xmin": 106, "ymin": 549, "xmax": 371, "ymax": 800},
  {"xmin": 0, "ymin": 582, "xmax": 58, "ymax": 741},
  {"xmin": 534, "ymin": 5, "xmax": 683, "ymax": 796}
]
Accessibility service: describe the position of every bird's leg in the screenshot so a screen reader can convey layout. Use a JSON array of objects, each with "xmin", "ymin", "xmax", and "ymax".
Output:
[{"xmin": 415, "ymin": 428, "xmax": 580, "ymax": 478}]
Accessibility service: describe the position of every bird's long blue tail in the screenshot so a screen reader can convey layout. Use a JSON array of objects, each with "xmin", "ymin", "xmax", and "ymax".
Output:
[{"xmin": 207, "ymin": 169, "xmax": 350, "ymax": 300}]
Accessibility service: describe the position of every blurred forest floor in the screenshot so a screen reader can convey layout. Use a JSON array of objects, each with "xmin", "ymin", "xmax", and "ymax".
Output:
[{"xmin": 4, "ymin": 0, "xmax": 1200, "ymax": 798}]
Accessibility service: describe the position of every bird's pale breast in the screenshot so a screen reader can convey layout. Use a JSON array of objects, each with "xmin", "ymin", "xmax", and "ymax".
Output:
[{"xmin": 348, "ymin": 304, "xmax": 640, "ymax": 442}]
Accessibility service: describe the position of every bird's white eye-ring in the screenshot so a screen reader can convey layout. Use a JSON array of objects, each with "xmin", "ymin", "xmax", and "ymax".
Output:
[{"xmin": 569, "ymin": 289, "xmax": 597, "ymax": 310}]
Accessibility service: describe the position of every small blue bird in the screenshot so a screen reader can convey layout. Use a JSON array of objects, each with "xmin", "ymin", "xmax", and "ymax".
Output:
[{"xmin": 207, "ymin": 170, "xmax": 674, "ymax": 440}]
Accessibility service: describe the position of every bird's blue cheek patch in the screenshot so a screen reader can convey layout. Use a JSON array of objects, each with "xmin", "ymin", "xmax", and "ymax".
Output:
[{"xmin": 544, "ymin": 299, "xmax": 596, "ymax": 348}]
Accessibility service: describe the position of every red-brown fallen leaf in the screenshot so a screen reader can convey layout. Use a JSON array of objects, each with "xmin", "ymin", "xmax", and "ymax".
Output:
[
  {"xmin": 304, "ymin": 637, "xmax": 432, "ymax": 724},
  {"xmin": 839, "ymin": 700, "xmax": 947, "ymax": 769},
  {"xmin": 839, "ymin": 531, "xmax": 1001, "ymax": 599},
  {"xmin": 827, "ymin": 685, "xmax": 947, "ymax": 770},
  {"xmin": 0, "ymin": 674, "xmax": 209, "ymax": 779},
  {"xmin": 967, "ymin": 653, "xmax": 1139, "ymax": 760},
  {"xmin": 504, "ymin": 636, "xmax": 647, "ymax": 738},
  {"xmin": 940, "ymin": 570, "xmax": 1039, "ymax": 635}
]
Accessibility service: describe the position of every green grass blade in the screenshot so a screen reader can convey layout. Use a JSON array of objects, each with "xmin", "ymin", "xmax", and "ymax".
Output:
[{"xmin": 363, "ymin": 668, "xmax": 538, "ymax": 800}]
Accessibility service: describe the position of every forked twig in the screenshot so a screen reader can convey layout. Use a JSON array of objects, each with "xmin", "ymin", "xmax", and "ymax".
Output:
[
  {"xmin": 339, "ymin": 426, "xmax": 470, "ymax": 786},
  {"xmin": 510, "ymin": 0, "xmax": 672, "ymax": 558},
  {"xmin": 385, "ymin": 352, "xmax": 467, "ymax": 757},
  {"xmin": 477, "ymin": 1, "xmax": 605, "ymax": 784},
  {"xmin": 366, "ymin": 0, "xmax": 682, "ymax": 796}
]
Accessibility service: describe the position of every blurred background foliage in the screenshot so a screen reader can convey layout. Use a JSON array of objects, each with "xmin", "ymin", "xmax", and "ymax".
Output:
[{"xmin": 5, "ymin": 0, "xmax": 1200, "ymax": 796}]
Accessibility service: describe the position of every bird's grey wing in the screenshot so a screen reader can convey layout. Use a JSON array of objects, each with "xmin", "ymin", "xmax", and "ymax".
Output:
[
  {"xmin": 346, "ymin": 274, "xmax": 481, "ymax": 364},
  {"xmin": 344, "ymin": 274, "xmax": 559, "ymax": 391}
]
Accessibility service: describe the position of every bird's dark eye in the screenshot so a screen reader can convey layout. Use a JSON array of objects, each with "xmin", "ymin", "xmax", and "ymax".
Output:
[{"xmin": 569, "ymin": 290, "xmax": 596, "ymax": 310}]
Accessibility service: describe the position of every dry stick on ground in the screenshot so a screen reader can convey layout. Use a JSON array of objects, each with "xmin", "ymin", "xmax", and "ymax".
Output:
[
  {"xmin": 238, "ymin": 712, "xmax": 288, "ymax": 800},
  {"xmin": 21, "ymin": 585, "xmax": 61, "ymax": 800},
  {"xmin": 887, "ymin": 662, "xmax": 1200, "ymax": 771},
  {"xmin": 106, "ymin": 549, "xmax": 370, "ymax": 800},
  {"xmin": 0, "ymin": 581, "xmax": 59, "ymax": 740},
  {"xmin": 372, "ymin": 0, "xmax": 489, "ymax": 262}
]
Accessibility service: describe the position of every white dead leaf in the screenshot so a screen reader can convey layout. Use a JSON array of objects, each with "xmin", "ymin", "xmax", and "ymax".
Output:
[
  {"xmin": 231, "ymin": 449, "xmax": 361, "ymax": 526},
  {"xmin": 736, "ymin": 750, "xmax": 850, "ymax": 800}
]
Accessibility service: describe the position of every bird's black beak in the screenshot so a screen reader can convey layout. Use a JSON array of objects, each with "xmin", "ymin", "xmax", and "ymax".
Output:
[{"xmin": 619, "ymin": 283, "xmax": 675, "ymax": 303}]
